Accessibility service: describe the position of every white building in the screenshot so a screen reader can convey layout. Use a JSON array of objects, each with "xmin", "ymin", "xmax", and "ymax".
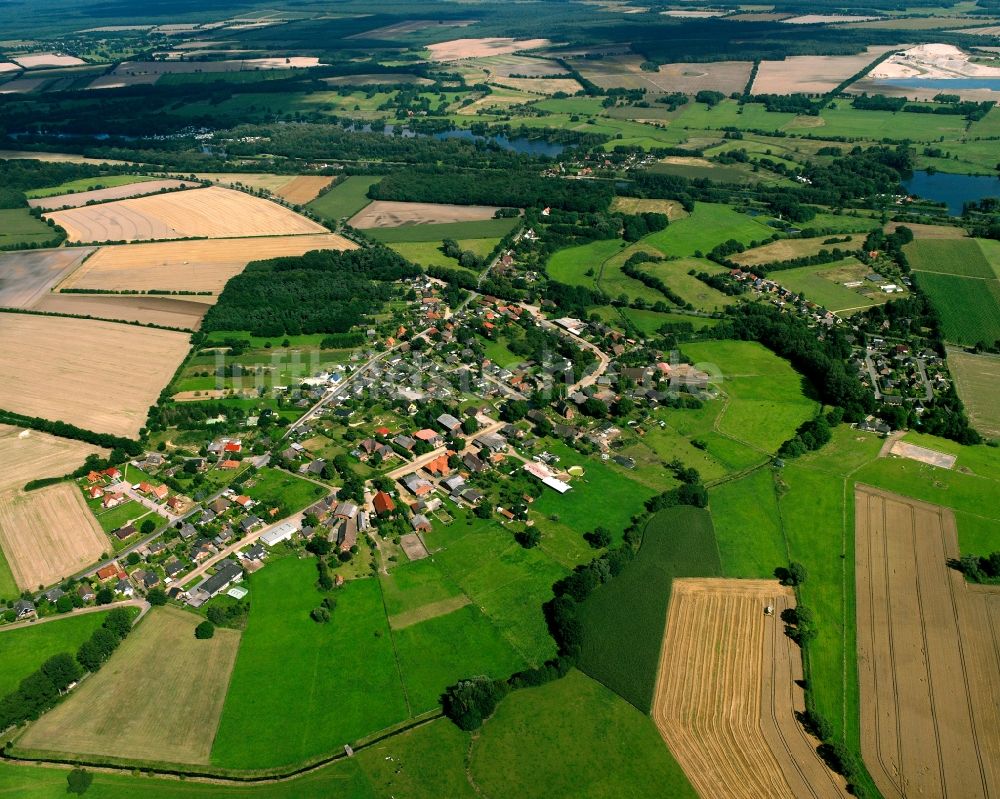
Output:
[{"xmin": 260, "ymin": 521, "xmax": 298, "ymax": 547}]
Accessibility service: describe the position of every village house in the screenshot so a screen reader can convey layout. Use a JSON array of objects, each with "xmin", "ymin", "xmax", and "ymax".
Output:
[
  {"xmin": 77, "ymin": 584, "xmax": 96, "ymax": 602},
  {"xmin": 102, "ymin": 493, "xmax": 126, "ymax": 510},
  {"xmin": 414, "ymin": 428, "xmax": 443, "ymax": 447},
  {"xmin": 373, "ymin": 491, "xmax": 396, "ymax": 516},
  {"xmin": 14, "ymin": 599, "xmax": 36, "ymax": 620},
  {"xmin": 410, "ymin": 514, "xmax": 432, "ymax": 533}
]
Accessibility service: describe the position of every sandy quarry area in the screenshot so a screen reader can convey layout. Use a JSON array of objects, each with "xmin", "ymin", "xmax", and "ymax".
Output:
[
  {"xmin": 0, "ymin": 314, "xmax": 190, "ymax": 438},
  {"xmin": 61, "ymin": 233, "xmax": 355, "ymax": 296},
  {"xmin": 855, "ymin": 485, "xmax": 1000, "ymax": 799},
  {"xmin": 427, "ymin": 38, "xmax": 551, "ymax": 62},
  {"xmin": 349, "ymin": 200, "xmax": 501, "ymax": 228},
  {"xmin": 753, "ymin": 47, "xmax": 899, "ymax": 94},
  {"xmin": 45, "ymin": 186, "xmax": 327, "ymax": 243},
  {"xmin": 653, "ymin": 578, "xmax": 846, "ymax": 799},
  {"xmin": 0, "ymin": 248, "xmax": 94, "ymax": 309},
  {"xmin": 869, "ymin": 43, "xmax": 1000, "ymax": 79},
  {"xmin": 0, "ymin": 483, "xmax": 109, "ymax": 589},
  {"xmin": 0, "ymin": 424, "xmax": 106, "ymax": 494},
  {"xmin": 28, "ymin": 179, "xmax": 196, "ymax": 211}
]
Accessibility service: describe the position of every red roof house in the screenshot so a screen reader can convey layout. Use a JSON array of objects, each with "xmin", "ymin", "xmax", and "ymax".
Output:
[{"xmin": 373, "ymin": 491, "xmax": 396, "ymax": 516}]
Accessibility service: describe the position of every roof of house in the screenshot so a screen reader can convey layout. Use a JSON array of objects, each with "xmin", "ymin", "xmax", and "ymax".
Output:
[
  {"xmin": 373, "ymin": 491, "xmax": 395, "ymax": 514},
  {"xmin": 414, "ymin": 428, "xmax": 440, "ymax": 441}
]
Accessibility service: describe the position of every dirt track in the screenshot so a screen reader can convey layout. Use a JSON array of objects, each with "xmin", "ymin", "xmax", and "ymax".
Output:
[
  {"xmin": 652, "ymin": 579, "xmax": 845, "ymax": 799},
  {"xmin": 855, "ymin": 485, "xmax": 1000, "ymax": 799}
]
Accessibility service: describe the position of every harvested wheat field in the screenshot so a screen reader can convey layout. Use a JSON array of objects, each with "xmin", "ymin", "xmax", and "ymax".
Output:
[
  {"xmin": 45, "ymin": 186, "xmax": 327, "ymax": 243},
  {"xmin": 61, "ymin": 233, "xmax": 355, "ymax": 296},
  {"xmin": 194, "ymin": 173, "xmax": 334, "ymax": 204},
  {"xmin": 0, "ymin": 247, "xmax": 94, "ymax": 308},
  {"xmin": 0, "ymin": 483, "xmax": 109, "ymax": 589},
  {"xmin": 349, "ymin": 200, "xmax": 500, "ymax": 228},
  {"xmin": 18, "ymin": 605, "xmax": 241, "ymax": 765},
  {"xmin": 33, "ymin": 293, "xmax": 208, "ymax": 329},
  {"xmin": 0, "ymin": 315, "xmax": 190, "ymax": 438},
  {"xmin": 855, "ymin": 485, "xmax": 1000, "ymax": 799},
  {"xmin": 752, "ymin": 47, "xmax": 898, "ymax": 94},
  {"xmin": 0, "ymin": 424, "xmax": 106, "ymax": 493},
  {"xmin": 887, "ymin": 221, "xmax": 967, "ymax": 239},
  {"xmin": 427, "ymin": 37, "xmax": 551, "ymax": 62},
  {"xmin": 733, "ymin": 235, "xmax": 859, "ymax": 266},
  {"xmin": 28, "ymin": 180, "xmax": 196, "ymax": 211},
  {"xmin": 653, "ymin": 578, "xmax": 846, "ymax": 799},
  {"xmin": 491, "ymin": 76, "xmax": 582, "ymax": 94}
]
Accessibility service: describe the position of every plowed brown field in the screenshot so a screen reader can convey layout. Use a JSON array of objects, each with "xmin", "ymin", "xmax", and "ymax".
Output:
[
  {"xmin": 59, "ymin": 233, "xmax": 356, "ymax": 297},
  {"xmin": 45, "ymin": 186, "xmax": 327, "ymax": 243},
  {"xmin": 653, "ymin": 579, "xmax": 845, "ymax": 799},
  {"xmin": 855, "ymin": 485, "xmax": 1000, "ymax": 799}
]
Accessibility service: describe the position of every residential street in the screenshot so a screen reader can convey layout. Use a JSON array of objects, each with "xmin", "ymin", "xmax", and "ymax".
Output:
[{"xmin": 0, "ymin": 598, "xmax": 150, "ymax": 634}]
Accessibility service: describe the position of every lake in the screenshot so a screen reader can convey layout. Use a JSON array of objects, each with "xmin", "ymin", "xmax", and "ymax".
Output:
[
  {"xmin": 876, "ymin": 77, "xmax": 1000, "ymax": 91},
  {"xmin": 433, "ymin": 128, "xmax": 566, "ymax": 156},
  {"xmin": 903, "ymin": 170, "xmax": 1000, "ymax": 215}
]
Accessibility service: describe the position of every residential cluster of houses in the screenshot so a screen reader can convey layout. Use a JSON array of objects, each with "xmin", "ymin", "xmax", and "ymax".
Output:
[{"xmin": 856, "ymin": 338, "xmax": 941, "ymax": 408}]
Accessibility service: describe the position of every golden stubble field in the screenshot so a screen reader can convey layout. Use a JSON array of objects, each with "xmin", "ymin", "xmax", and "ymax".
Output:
[
  {"xmin": 0, "ymin": 314, "xmax": 190, "ymax": 438},
  {"xmin": 59, "ymin": 233, "xmax": 356, "ymax": 297},
  {"xmin": 45, "ymin": 186, "xmax": 328, "ymax": 243},
  {"xmin": 733, "ymin": 235, "xmax": 860, "ymax": 266},
  {"xmin": 0, "ymin": 483, "xmax": 109, "ymax": 589},
  {"xmin": 653, "ymin": 579, "xmax": 846, "ymax": 799},
  {"xmin": 19, "ymin": 605, "xmax": 241, "ymax": 765},
  {"xmin": 855, "ymin": 485, "xmax": 1000, "ymax": 799},
  {"xmin": 27, "ymin": 179, "xmax": 196, "ymax": 211},
  {"xmin": 194, "ymin": 173, "xmax": 334, "ymax": 204},
  {"xmin": 0, "ymin": 424, "xmax": 106, "ymax": 493}
]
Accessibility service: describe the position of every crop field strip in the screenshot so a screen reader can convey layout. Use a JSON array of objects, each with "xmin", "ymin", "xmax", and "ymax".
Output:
[
  {"xmin": 854, "ymin": 485, "xmax": 1000, "ymax": 799},
  {"xmin": 60, "ymin": 233, "xmax": 356, "ymax": 297},
  {"xmin": 18, "ymin": 606, "xmax": 241, "ymax": 765},
  {"xmin": 44, "ymin": 186, "xmax": 328, "ymax": 243},
  {"xmin": 0, "ymin": 423, "xmax": 106, "ymax": 493},
  {"xmin": 0, "ymin": 314, "xmax": 191, "ymax": 438},
  {"xmin": 0, "ymin": 248, "xmax": 95, "ymax": 309},
  {"xmin": 652, "ymin": 579, "xmax": 845, "ymax": 799},
  {"xmin": 946, "ymin": 347, "xmax": 1000, "ymax": 437},
  {"xmin": 31, "ymin": 293, "xmax": 209, "ymax": 330},
  {"xmin": 349, "ymin": 200, "xmax": 502, "ymax": 229},
  {"xmin": 26, "ymin": 179, "xmax": 196, "ymax": 210},
  {"xmin": 0, "ymin": 483, "xmax": 110, "ymax": 590}
]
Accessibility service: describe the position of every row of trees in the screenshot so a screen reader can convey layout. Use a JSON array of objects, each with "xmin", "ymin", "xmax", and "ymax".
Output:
[{"xmin": 0, "ymin": 609, "xmax": 134, "ymax": 733}]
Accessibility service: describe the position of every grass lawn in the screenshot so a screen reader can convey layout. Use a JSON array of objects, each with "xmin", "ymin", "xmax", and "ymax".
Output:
[
  {"xmin": 392, "ymin": 604, "xmax": 527, "ymax": 713},
  {"xmin": 912, "ymin": 270, "xmax": 1000, "ymax": 345},
  {"xmin": 903, "ymin": 238, "xmax": 994, "ymax": 278},
  {"xmin": 772, "ymin": 258, "xmax": 885, "ymax": 314},
  {"xmin": 430, "ymin": 510, "xmax": 567, "ymax": 666},
  {"xmin": 0, "ymin": 209, "xmax": 61, "ymax": 249},
  {"xmin": 25, "ymin": 175, "xmax": 157, "ymax": 199},
  {"xmin": 643, "ymin": 257, "xmax": 738, "ymax": 312},
  {"xmin": 379, "ymin": 558, "xmax": 462, "ymax": 617},
  {"xmin": 470, "ymin": 669, "xmax": 696, "ymax": 799},
  {"xmin": 709, "ymin": 467, "xmax": 787, "ymax": 578},
  {"xmin": 682, "ymin": 340, "xmax": 819, "ymax": 453},
  {"xmin": 211, "ymin": 557, "xmax": 408, "ymax": 769},
  {"xmin": 577, "ymin": 506, "xmax": 721, "ymax": 712},
  {"xmin": 642, "ymin": 202, "xmax": 776, "ymax": 257},
  {"xmin": 366, "ymin": 218, "xmax": 518, "ymax": 243},
  {"xmin": 532, "ymin": 438, "xmax": 657, "ymax": 549},
  {"xmin": 89, "ymin": 499, "xmax": 159, "ymax": 534},
  {"xmin": 245, "ymin": 467, "xmax": 328, "ymax": 516},
  {"xmin": 306, "ymin": 175, "xmax": 382, "ymax": 221},
  {"xmin": 544, "ymin": 238, "xmax": 623, "ymax": 286},
  {"xmin": 388, "ymin": 238, "xmax": 496, "ymax": 269},
  {"xmin": 0, "ymin": 612, "xmax": 109, "ymax": 697},
  {"xmin": 0, "ymin": 546, "xmax": 17, "ymax": 600}
]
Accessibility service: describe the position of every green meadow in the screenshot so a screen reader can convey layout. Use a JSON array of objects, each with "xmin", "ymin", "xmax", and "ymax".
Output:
[{"xmin": 306, "ymin": 175, "xmax": 382, "ymax": 221}]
